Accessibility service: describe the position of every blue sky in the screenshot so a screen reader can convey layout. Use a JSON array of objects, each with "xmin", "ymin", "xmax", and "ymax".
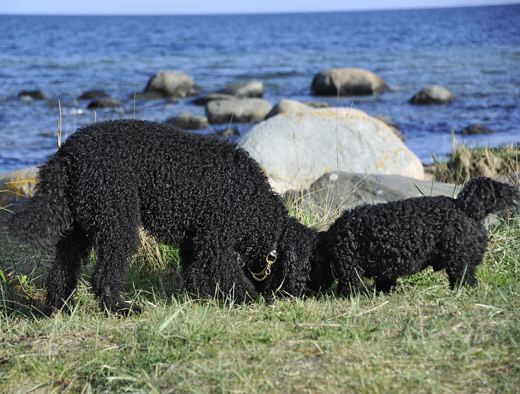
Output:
[{"xmin": 0, "ymin": 0, "xmax": 518, "ymax": 15}]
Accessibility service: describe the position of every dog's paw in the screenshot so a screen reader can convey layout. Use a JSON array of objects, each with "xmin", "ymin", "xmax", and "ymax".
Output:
[{"xmin": 104, "ymin": 299, "xmax": 142, "ymax": 316}]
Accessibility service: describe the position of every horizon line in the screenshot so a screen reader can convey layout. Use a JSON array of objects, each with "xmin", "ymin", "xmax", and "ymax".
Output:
[{"xmin": 0, "ymin": 2, "xmax": 516, "ymax": 17}]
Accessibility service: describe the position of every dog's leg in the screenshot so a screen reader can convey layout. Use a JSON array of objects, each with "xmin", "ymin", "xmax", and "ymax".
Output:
[
  {"xmin": 44, "ymin": 223, "xmax": 92, "ymax": 315},
  {"xmin": 91, "ymin": 224, "xmax": 141, "ymax": 315},
  {"xmin": 181, "ymin": 232, "xmax": 259, "ymax": 303},
  {"xmin": 373, "ymin": 278, "xmax": 397, "ymax": 294},
  {"xmin": 336, "ymin": 259, "xmax": 364, "ymax": 299},
  {"xmin": 446, "ymin": 261, "xmax": 479, "ymax": 290}
]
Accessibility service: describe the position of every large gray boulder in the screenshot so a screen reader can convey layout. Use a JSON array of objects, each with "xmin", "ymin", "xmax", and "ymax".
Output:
[
  {"xmin": 311, "ymin": 68, "xmax": 390, "ymax": 96},
  {"xmin": 410, "ymin": 84, "xmax": 455, "ymax": 104},
  {"xmin": 239, "ymin": 108, "xmax": 424, "ymax": 193},
  {"xmin": 371, "ymin": 114, "xmax": 406, "ymax": 141},
  {"xmin": 144, "ymin": 71, "xmax": 201, "ymax": 98},
  {"xmin": 301, "ymin": 171, "xmax": 505, "ymax": 227},
  {"xmin": 206, "ymin": 98, "xmax": 273, "ymax": 124},
  {"xmin": 165, "ymin": 113, "xmax": 209, "ymax": 130},
  {"xmin": 302, "ymin": 171, "xmax": 460, "ymax": 216}
]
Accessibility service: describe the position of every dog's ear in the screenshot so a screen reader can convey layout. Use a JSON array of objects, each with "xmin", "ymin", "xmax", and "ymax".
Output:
[
  {"xmin": 279, "ymin": 242, "xmax": 311, "ymax": 296},
  {"xmin": 276, "ymin": 224, "xmax": 315, "ymax": 297}
]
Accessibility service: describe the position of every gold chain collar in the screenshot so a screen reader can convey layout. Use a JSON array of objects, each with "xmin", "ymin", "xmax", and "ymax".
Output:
[{"xmin": 250, "ymin": 250, "xmax": 278, "ymax": 281}]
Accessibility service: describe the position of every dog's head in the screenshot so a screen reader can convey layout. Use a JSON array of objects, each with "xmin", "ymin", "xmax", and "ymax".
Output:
[{"xmin": 251, "ymin": 218, "xmax": 317, "ymax": 298}]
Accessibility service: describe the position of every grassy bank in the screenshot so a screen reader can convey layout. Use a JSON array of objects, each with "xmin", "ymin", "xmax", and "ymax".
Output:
[
  {"xmin": 427, "ymin": 139, "xmax": 519, "ymax": 185},
  {"xmin": 1, "ymin": 199, "xmax": 520, "ymax": 393}
]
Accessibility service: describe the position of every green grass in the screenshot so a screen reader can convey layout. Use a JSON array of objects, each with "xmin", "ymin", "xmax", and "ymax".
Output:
[
  {"xmin": 1, "ymin": 207, "xmax": 520, "ymax": 393},
  {"xmin": 427, "ymin": 138, "xmax": 519, "ymax": 185}
]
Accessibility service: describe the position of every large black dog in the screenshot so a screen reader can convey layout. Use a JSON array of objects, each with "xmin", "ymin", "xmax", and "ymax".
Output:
[
  {"xmin": 9, "ymin": 119, "xmax": 316, "ymax": 315},
  {"xmin": 308, "ymin": 177, "xmax": 519, "ymax": 297}
]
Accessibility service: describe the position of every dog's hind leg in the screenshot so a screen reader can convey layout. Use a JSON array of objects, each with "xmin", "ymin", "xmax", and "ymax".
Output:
[
  {"xmin": 44, "ymin": 223, "xmax": 92, "ymax": 315},
  {"xmin": 181, "ymin": 231, "xmax": 259, "ymax": 303},
  {"xmin": 91, "ymin": 219, "xmax": 141, "ymax": 315}
]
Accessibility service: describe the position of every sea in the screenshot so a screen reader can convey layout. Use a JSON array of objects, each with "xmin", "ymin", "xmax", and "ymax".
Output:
[{"xmin": 0, "ymin": 4, "xmax": 519, "ymax": 174}]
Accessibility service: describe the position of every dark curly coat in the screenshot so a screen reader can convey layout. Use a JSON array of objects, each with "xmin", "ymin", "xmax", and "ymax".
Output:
[
  {"xmin": 308, "ymin": 177, "xmax": 519, "ymax": 297},
  {"xmin": 9, "ymin": 119, "xmax": 316, "ymax": 315}
]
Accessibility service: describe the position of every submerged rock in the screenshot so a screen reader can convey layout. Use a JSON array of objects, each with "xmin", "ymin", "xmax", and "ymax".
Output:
[
  {"xmin": 87, "ymin": 98, "xmax": 123, "ymax": 109},
  {"xmin": 457, "ymin": 123, "xmax": 495, "ymax": 135},
  {"xmin": 265, "ymin": 99, "xmax": 315, "ymax": 119},
  {"xmin": 144, "ymin": 71, "xmax": 201, "ymax": 98},
  {"xmin": 193, "ymin": 80, "xmax": 264, "ymax": 105},
  {"xmin": 79, "ymin": 90, "xmax": 111, "ymax": 100},
  {"xmin": 311, "ymin": 68, "xmax": 390, "ymax": 96},
  {"xmin": 18, "ymin": 90, "xmax": 46, "ymax": 100},
  {"xmin": 165, "ymin": 113, "xmax": 209, "ymax": 130},
  {"xmin": 206, "ymin": 98, "xmax": 272, "ymax": 124},
  {"xmin": 410, "ymin": 84, "xmax": 456, "ymax": 104}
]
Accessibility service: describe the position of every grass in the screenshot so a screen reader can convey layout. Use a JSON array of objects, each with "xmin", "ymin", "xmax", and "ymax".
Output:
[
  {"xmin": 427, "ymin": 137, "xmax": 520, "ymax": 185},
  {"xmin": 1, "ymin": 199, "xmax": 520, "ymax": 393}
]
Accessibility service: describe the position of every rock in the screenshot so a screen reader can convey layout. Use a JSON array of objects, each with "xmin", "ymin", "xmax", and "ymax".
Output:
[
  {"xmin": 165, "ymin": 113, "xmax": 209, "ymax": 130},
  {"xmin": 192, "ymin": 93, "xmax": 235, "ymax": 105},
  {"xmin": 265, "ymin": 99, "xmax": 314, "ymax": 119},
  {"xmin": 144, "ymin": 71, "xmax": 201, "ymax": 98},
  {"xmin": 410, "ymin": 84, "xmax": 455, "ymax": 104},
  {"xmin": 193, "ymin": 80, "xmax": 264, "ymax": 105},
  {"xmin": 307, "ymin": 101, "xmax": 331, "ymax": 108},
  {"xmin": 457, "ymin": 123, "xmax": 495, "ymax": 135},
  {"xmin": 131, "ymin": 91, "xmax": 166, "ymax": 100},
  {"xmin": 206, "ymin": 98, "xmax": 273, "ymax": 124},
  {"xmin": 311, "ymin": 68, "xmax": 390, "ymax": 96},
  {"xmin": 211, "ymin": 128, "xmax": 240, "ymax": 138},
  {"xmin": 493, "ymin": 172, "xmax": 520, "ymax": 188},
  {"xmin": 18, "ymin": 90, "xmax": 46, "ymax": 100},
  {"xmin": 0, "ymin": 167, "xmax": 39, "ymax": 229},
  {"xmin": 217, "ymin": 80, "xmax": 264, "ymax": 98},
  {"xmin": 239, "ymin": 108, "xmax": 424, "ymax": 193},
  {"xmin": 79, "ymin": 90, "xmax": 111, "ymax": 100},
  {"xmin": 372, "ymin": 114, "xmax": 406, "ymax": 141},
  {"xmin": 87, "ymin": 98, "xmax": 123, "ymax": 109},
  {"xmin": 301, "ymin": 171, "xmax": 461, "ymax": 216}
]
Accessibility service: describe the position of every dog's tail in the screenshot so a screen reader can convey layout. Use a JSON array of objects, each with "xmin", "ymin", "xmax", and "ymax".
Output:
[
  {"xmin": 8, "ymin": 155, "xmax": 73, "ymax": 243},
  {"xmin": 457, "ymin": 176, "xmax": 520, "ymax": 222}
]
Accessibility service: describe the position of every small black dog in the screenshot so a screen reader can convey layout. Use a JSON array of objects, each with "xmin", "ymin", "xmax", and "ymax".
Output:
[
  {"xmin": 308, "ymin": 177, "xmax": 519, "ymax": 297},
  {"xmin": 9, "ymin": 119, "xmax": 316, "ymax": 315}
]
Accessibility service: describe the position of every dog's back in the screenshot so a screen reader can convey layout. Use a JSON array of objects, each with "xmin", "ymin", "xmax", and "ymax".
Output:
[{"xmin": 9, "ymin": 119, "xmax": 285, "ymax": 247}]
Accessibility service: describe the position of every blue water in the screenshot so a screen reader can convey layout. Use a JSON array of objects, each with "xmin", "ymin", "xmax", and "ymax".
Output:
[{"xmin": 1, "ymin": 5, "xmax": 519, "ymax": 173}]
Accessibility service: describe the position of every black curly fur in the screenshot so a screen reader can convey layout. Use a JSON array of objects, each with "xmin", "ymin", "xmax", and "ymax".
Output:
[
  {"xmin": 8, "ymin": 119, "xmax": 316, "ymax": 315},
  {"xmin": 307, "ymin": 177, "xmax": 520, "ymax": 297}
]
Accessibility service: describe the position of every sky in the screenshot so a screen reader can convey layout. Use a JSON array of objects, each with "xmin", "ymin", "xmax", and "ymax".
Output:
[{"xmin": 0, "ymin": 0, "xmax": 518, "ymax": 15}]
